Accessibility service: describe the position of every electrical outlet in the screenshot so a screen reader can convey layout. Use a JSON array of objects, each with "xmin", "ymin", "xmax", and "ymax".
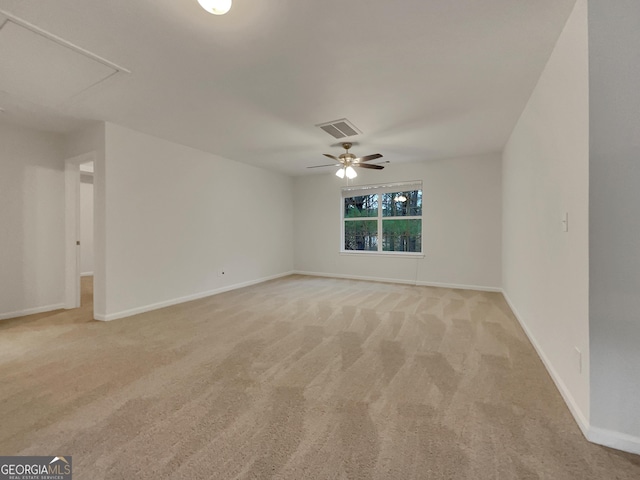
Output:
[
  {"xmin": 217, "ymin": 268, "xmax": 226, "ymax": 277},
  {"xmin": 574, "ymin": 347, "xmax": 582, "ymax": 374}
]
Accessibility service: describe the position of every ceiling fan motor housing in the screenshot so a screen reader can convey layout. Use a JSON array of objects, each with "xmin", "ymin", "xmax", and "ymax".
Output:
[{"xmin": 340, "ymin": 143, "xmax": 355, "ymax": 164}]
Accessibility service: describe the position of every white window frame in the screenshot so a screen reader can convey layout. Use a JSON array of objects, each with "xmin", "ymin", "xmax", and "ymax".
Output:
[{"xmin": 340, "ymin": 181, "xmax": 424, "ymax": 257}]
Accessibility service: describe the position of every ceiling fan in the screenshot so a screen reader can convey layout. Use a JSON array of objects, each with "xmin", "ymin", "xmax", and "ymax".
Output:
[{"xmin": 308, "ymin": 143, "xmax": 385, "ymax": 179}]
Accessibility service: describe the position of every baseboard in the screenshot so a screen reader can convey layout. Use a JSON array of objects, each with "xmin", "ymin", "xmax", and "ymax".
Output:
[
  {"xmin": 501, "ymin": 291, "xmax": 590, "ymax": 438},
  {"xmin": 589, "ymin": 426, "xmax": 640, "ymax": 455},
  {"xmin": 294, "ymin": 270, "xmax": 416, "ymax": 286},
  {"xmin": 96, "ymin": 271, "xmax": 295, "ymax": 322},
  {"xmin": 293, "ymin": 270, "xmax": 501, "ymax": 292},
  {"xmin": 0, "ymin": 303, "xmax": 66, "ymax": 321},
  {"xmin": 81, "ymin": 272, "xmax": 93, "ymax": 277},
  {"xmin": 416, "ymin": 280, "xmax": 502, "ymax": 292}
]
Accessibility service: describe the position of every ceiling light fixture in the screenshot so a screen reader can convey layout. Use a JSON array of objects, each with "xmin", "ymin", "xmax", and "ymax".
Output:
[
  {"xmin": 335, "ymin": 165, "xmax": 357, "ymax": 179},
  {"xmin": 198, "ymin": 0, "xmax": 232, "ymax": 15}
]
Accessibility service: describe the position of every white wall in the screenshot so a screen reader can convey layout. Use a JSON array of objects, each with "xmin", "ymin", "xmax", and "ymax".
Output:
[
  {"xmin": 588, "ymin": 0, "xmax": 640, "ymax": 451},
  {"xmin": 101, "ymin": 123, "xmax": 294, "ymax": 320},
  {"xmin": 502, "ymin": 0, "xmax": 590, "ymax": 430},
  {"xmin": 293, "ymin": 154, "xmax": 502, "ymax": 290},
  {"xmin": 80, "ymin": 175, "xmax": 94, "ymax": 275},
  {"xmin": 0, "ymin": 121, "xmax": 66, "ymax": 319}
]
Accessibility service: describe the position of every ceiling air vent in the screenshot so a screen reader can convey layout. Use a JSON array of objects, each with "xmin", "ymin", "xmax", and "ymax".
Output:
[{"xmin": 316, "ymin": 118, "xmax": 362, "ymax": 139}]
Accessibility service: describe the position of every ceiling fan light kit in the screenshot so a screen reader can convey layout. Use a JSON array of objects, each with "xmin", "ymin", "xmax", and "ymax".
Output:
[
  {"xmin": 198, "ymin": 0, "xmax": 232, "ymax": 15},
  {"xmin": 335, "ymin": 166, "xmax": 358, "ymax": 179}
]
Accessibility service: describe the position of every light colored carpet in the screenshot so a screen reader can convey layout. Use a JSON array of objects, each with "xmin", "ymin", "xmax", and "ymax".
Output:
[{"xmin": 1, "ymin": 275, "xmax": 638, "ymax": 479}]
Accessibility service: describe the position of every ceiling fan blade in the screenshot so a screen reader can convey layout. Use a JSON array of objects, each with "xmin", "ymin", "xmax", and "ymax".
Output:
[
  {"xmin": 307, "ymin": 163, "xmax": 341, "ymax": 168},
  {"xmin": 354, "ymin": 153, "xmax": 383, "ymax": 163},
  {"xmin": 323, "ymin": 154, "xmax": 339, "ymax": 161},
  {"xmin": 356, "ymin": 163, "xmax": 385, "ymax": 170}
]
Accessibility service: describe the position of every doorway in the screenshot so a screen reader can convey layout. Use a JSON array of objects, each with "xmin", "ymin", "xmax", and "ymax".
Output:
[
  {"xmin": 79, "ymin": 161, "xmax": 94, "ymax": 307},
  {"xmin": 64, "ymin": 152, "xmax": 96, "ymax": 312}
]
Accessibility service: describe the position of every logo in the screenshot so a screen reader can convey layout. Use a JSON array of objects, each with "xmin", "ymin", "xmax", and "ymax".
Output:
[{"xmin": 0, "ymin": 456, "xmax": 72, "ymax": 480}]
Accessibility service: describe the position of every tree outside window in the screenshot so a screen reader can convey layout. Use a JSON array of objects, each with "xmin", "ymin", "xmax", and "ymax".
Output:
[{"xmin": 342, "ymin": 183, "xmax": 422, "ymax": 254}]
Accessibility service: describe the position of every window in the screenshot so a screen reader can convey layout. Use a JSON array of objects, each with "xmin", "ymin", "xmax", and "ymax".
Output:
[{"xmin": 342, "ymin": 182, "xmax": 422, "ymax": 254}]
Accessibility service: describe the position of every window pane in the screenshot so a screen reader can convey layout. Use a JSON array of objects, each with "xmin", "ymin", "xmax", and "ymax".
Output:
[
  {"xmin": 382, "ymin": 190, "xmax": 422, "ymax": 217},
  {"xmin": 344, "ymin": 220, "xmax": 378, "ymax": 251},
  {"xmin": 382, "ymin": 219, "xmax": 422, "ymax": 252},
  {"xmin": 344, "ymin": 195, "xmax": 378, "ymax": 218}
]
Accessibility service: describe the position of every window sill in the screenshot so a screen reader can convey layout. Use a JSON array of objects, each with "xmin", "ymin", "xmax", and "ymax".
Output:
[{"xmin": 339, "ymin": 251, "xmax": 425, "ymax": 258}]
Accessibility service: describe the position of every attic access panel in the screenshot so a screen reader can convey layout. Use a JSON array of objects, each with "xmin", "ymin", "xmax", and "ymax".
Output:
[{"xmin": 0, "ymin": 15, "xmax": 123, "ymax": 107}]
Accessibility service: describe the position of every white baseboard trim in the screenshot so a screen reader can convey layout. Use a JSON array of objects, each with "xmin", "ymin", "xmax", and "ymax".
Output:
[
  {"xmin": 81, "ymin": 272, "xmax": 93, "ymax": 277},
  {"xmin": 294, "ymin": 270, "xmax": 416, "ymax": 286},
  {"xmin": 416, "ymin": 280, "xmax": 502, "ymax": 292},
  {"xmin": 293, "ymin": 270, "xmax": 501, "ymax": 292},
  {"xmin": 500, "ymin": 292, "xmax": 640, "ymax": 455},
  {"xmin": 501, "ymin": 290, "xmax": 591, "ymax": 439},
  {"xmin": 589, "ymin": 426, "xmax": 640, "ymax": 455},
  {"xmin": 504, "ymin": 291, "xmax": 640, "ymax": 455},
  {"xmin": 0, "ymin": 303, "xmax": 66, "ymax": 321},
  {"xmin": 95, "ymin": 271, "xmax": 295, "ymax": 322}
]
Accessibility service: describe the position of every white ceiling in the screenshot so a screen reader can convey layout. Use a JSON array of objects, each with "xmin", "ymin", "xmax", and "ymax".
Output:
[{"xmin": 0, "ymin": 0, "xmax": 577, "ymax": 176}]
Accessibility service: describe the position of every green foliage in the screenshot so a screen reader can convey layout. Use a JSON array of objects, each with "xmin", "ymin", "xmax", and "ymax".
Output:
[
  {"xmin": 382, "ymin": 219, "xmax": 422, "ymax": 252},
  {"xmin": 344, "ymin": 190, "xmax": 422, "ymax": 252},
  {"xmin": 382, "ymin": 190, "xmax": 422, "ymax": 217},
  {"xmin": 344, "ymin": 195, "xmax": 378, "ymax": 218},
  {"xmin": 344, "ymin": 220, "xmax": 377, "ymax": 250}
]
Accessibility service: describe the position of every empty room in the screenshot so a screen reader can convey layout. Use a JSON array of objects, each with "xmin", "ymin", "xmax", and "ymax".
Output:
[{"xmin": 1, "ymin": 0, "xmax": 639, "ymax": 478}]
